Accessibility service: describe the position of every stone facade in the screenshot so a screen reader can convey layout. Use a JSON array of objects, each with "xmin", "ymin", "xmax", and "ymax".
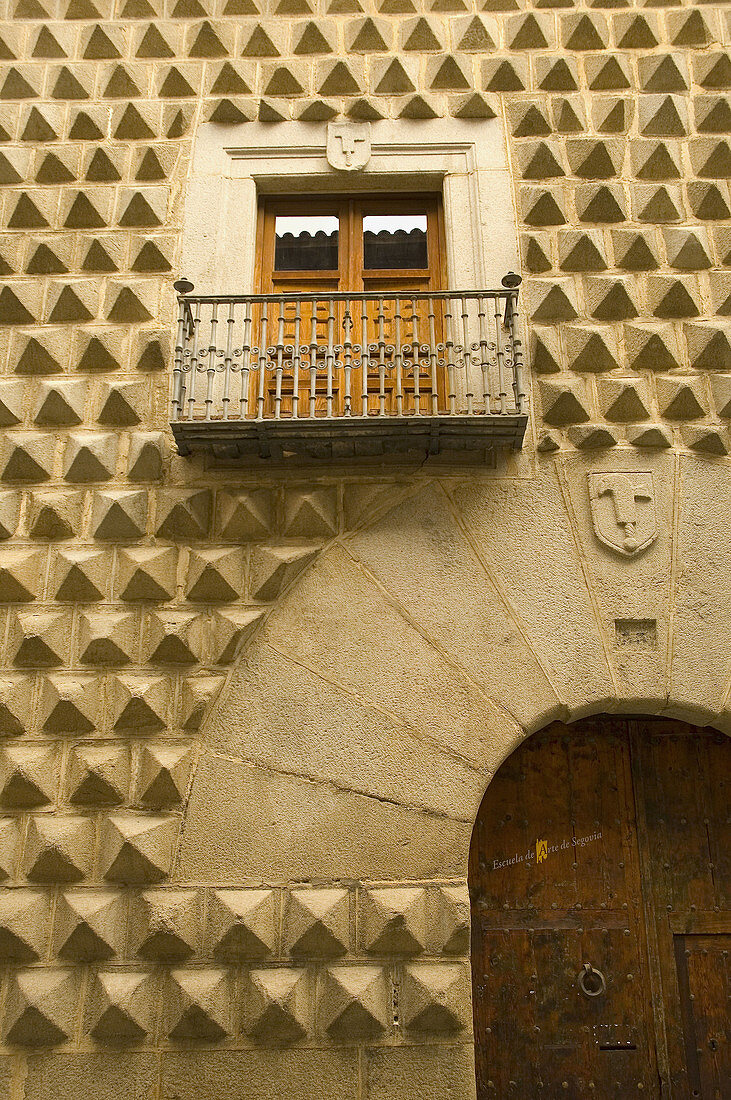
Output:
[{"xmin": 0, "ymin": 0, "xmax": 729, "ymax": 1096}]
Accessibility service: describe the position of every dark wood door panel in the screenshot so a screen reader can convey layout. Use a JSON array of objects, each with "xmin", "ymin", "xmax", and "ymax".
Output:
[
  {"xmin": 470, "ymin": 718, "xmax": 730, "ymax": 1100},
  {"xmin": 674, "ymin": 933, "xmax": 730, "ymax": 1100}
]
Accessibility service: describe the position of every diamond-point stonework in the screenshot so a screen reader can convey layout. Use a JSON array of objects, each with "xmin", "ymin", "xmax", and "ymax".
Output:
[{"xmin": 0, "ymin": 0, "xmax": 728, "ymax": 1093}]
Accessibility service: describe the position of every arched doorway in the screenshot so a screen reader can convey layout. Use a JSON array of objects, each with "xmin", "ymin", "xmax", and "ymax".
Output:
[{"xmin": 468, "ymin": 716, "xmax": 729, "ymax": 1099}]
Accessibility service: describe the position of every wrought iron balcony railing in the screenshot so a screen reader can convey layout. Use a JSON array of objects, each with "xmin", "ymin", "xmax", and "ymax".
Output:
[{"xmin": 170, "ymin": 278, "xmax": 528, "ymax": 461}]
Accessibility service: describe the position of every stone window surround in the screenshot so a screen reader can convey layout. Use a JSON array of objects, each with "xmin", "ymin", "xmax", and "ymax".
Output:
[{"xmin": 181, "ymin": 118, "xmax": 519, "ymax": 297}]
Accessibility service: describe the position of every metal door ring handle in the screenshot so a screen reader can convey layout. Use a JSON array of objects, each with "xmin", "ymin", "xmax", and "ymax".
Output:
[{"xmin": 577, "ymin": 963, "xmax": 606, "ymax": 998}]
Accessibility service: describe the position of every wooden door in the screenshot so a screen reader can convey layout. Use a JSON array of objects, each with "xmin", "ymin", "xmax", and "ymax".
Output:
[
  {"xmin": 256, "ymin": 194, "xmax": 445, "ymax": 417},
  {"xmin": 469, "ymin": 717, "xmax": 730, "ymax": 1100}
]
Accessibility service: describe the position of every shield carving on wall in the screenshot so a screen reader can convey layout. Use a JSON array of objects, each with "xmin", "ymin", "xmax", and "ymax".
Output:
[
  {"xmin": 326, "ymin": 121, "xmax": 371, "ymax": 172},
  {"xmin": 588, "ymin": 471, "xmax": 657, "ymax": 557}
]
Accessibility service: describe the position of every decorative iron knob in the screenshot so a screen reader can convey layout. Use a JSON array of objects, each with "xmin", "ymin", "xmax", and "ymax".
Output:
[
  {"xmin": 501, "ymin": 271, "xmax": 522, "ymax": 289},
  {"xmin": 174, "ymin": 278, "xmax": 195, "ymax": 295},
  {"xmin": 577, "ymin": 963, "xmax": 606, "ymax": 998}
]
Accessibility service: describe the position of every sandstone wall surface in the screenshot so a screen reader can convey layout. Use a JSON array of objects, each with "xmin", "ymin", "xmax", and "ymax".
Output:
[{"xmin": 0, "ymin": 0, "xmax": 728, "ymax": 1095}]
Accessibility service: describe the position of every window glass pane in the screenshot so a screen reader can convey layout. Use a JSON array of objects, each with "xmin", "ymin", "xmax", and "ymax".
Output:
[
  {"xmin": 274, "ymin": 214, "xmax": 339, "ymax": 271},
  {"xmin": 363, "ymin": 213, "xmax": 428, "ymax": 270}
]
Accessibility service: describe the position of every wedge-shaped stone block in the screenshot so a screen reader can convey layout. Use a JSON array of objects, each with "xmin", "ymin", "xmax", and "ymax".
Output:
[
  {"xmin": 66, "ymin": 744, "xmax": 129, "ymax": 806},
  {"xmin": 685, "ymin": 324, "xmax": 731, "ymax": 373},
  {"xmin": 681, "ymin": 425, "xmax": 730, "ymax": 456},
  {"xmin": 0, "ymin": 547, "xmax": 44, "ymax": 602},
  {"xmin": 0, "ymin": 491, "xmax": 20, "ymax": 539},
  {"xmin": 127, "ymin": 431, "xmax": 165, "ymax": 481},
  {"xmin": 78, "ymin": 611, "xmax": 137, "ymax": 666},
  {"xmin": 38, "ymin": 674, "xmax": 99, "ymax": 734},
  {"xmin": 145, "ymin": 610, "xmax": 205, "ymax": 665},
  {"xmin": 215, "ymin": 490, "xmax": 273, "ymax": 540},
  {"xmin": 205, "ymin": 888, "xmax": 276, "ymax": 962},
  {"xmin": 101, "ymin": 814, "xmax": 177, "ymax": 884},
  {"xmin": 285, "ymin": 887, "xmax": 349, "ymax": 958},
  {"xmin": 435, "ymin": 885, "xmax": 470, "ymax": 955},
  {"xmin": 0, "ymin": 817, "xmax": 19, "ymax": 880},
  {"xmin": 711, "ymin": 376, "xmax": 731, "ymax": 419},
  {"xmin": 85, "ymin": 970, "xmax": 152, "ymax": 1044},
  {"xmin": 63, "ymin": 432, "xmax": 118, "ymax": 483},
  {"xmin": 209, "ymin": 608, "xmax": 266, "ymax": 664},
  {"xmin": 53, "ymin": 548, "xmax": 110, "ymax": 602},
  {"xmin": 625, "ymin": 324, "xmax": 682, "ymax": 373},
  {"xmin": 111, "ymin": 673, "xmax": 170, "ymax": 732},
  {"xmin": 177, "ymin": 673, "xmax": 224, "ymax": 731},
  {"xmin": 24, "ymin": 814, "xmax": 93, "ymax": 883},
  {"xmin": 319, "ymin": 965, "xmax": 389, "ymax": 1039},
  {"xmin": 567, "ymin": 424, "xmax": 619, "ymax": 450},
  {"xmin": 4, "ymin": 969, "xmax": 78, "ymax": 1046},
  {"xmin": 599, "ymin": 379, "xmax": 652, "ymax": 423},
  {"xmin": 0, "ymin": 380, "xmax": 24, "ymax": 426},
  {"xmin": 0, "ymin": 745, "xmax": 57, "ymax": 807},
  {"xmin": 244, "ymin": 968, "xmax": 308, "ymax": 1043},
  {"xmin": 117, "ymin": 547, "xmax": 177, "ymax": 602},
  {"xmin": 164, "ymin": 969, "xmax": 231, "ymax": 1042},
  {"xmin": 8, "ymin": 610, "xmax": 68, "ymax": 668},
  {"xmin": 91, "ymin": 490, "xmax": 147, "ymax": 540},
  {"xmin": 97, "ymin": 381, "xmax": 145, "ymax": 426},
  {"xmin": 27, "ymin": 490, "xmax": 82, "ymax": 540},
  {"xmin": 627, "ymin": 425, "xmax": 673, "ymax": 450},
  {"xmin": 250, "ymin": 544, "xmax": 319, "ymax": 602},
  {"xmin": 0, "ymin": 432, "xmax": 55, "ymax": 483},
  {"xmin": 132, "ymin": 888, "xmax": 200, "ymax": 961},
  {"xmin": 0, "ymin": 675, "xmax": 34, "ymax": 737},
  {"xmin": 185, "ymin": 548, "xmax": 245, "ymax": 603},
  {"xmin": 135, "ymin": 743, "xmax": 191, "ymax": 809},
  {"xmin": 33, "ymin": 380, "xmax": 85, "ymax": 427},
  {"xmin": 401, "ymin": 962, "xmax": 470, "ymax": 1033},
  {"xmin": 361, "ymin": 887, "xmax": 427, "ymax": 956},
  {"xmin": 539, "ymin": 378, "xmax": 592, "ymax": 427},
  {"xmin": 53, "ymin": 889, "xmax": 125, "ymax": 961},
  {"xmin": 155, "ymin": 490, "xmax": 212, "ymax": 540},
  {"xmin": 0, "ymin": 888, "xmax": 49, "ymax": 961},
  {"xmin": 656, "ymin": 377, "xmax": 707, "ymax": 421},
  {"xmin": 282, "ymin": 489, "xmax": 338, "ymax": 538}
]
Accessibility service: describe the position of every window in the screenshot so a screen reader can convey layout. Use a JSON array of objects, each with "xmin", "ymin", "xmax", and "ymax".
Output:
[{"xmin": 255, "ymin": 194, "xmax": 446, "ymax": 416}]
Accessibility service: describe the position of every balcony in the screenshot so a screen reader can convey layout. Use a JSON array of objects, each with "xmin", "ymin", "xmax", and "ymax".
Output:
[{"xmin": 170, "ymin": 279, "xmax": 528, "ymax": 463}]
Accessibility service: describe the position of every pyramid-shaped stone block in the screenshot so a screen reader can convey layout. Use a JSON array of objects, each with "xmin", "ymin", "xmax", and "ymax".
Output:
[
  {"xmin": 117, "ymin": 547, "xmax": 177, "ymax": 602},
  {"xmin": 0, "ymin": 675, "xmax": 34, "ymax": 737},
  {"xmin": 360, "ymin": 887, "xmax": 427, "ymax": 955},
  {"xmin": 4, "ymin": 969, "xmax": 78, "ymax": 1046},
  {"xmin": 100, "ymin": 814, "xmax": 177, "ymax": 884},
  {"xmin": 319, "ymin": 965, "xmax": 389, "ymax": 1039},
  {"xmin": 401, "ymin": 962, "xmax": 470, "ymax": 1033},
  {"xmin": 85, "ymin": 970, "xmax": 152, "ymax": 1043},
  {"xmin": 185, "ymin": 548, "xmax": 245, "ymax": 603},
  {"xmin": 131, "ymin": 888, "xmax": 200, "ymax": 961},
  {"xmin": 164, "ymin": 969, "xmax": 231, "ymax": 1041},
  {"xmin": 91, "ymin": 489, "xmax": 148, "ymax": 540},
  {"xmin": 53, "ymin": 888, "xmax": 125, "ymax": 961},
  {"xmin": 0, "ymin": 888, "xmax": 50, "ymax": 961},
  {"xmin": 177, "ymin": 672, "xmax": 225, "ymax": 731},
  {"xmin": 27, "ymin": 490, "xmax": 82, "ymax": 539},
  {"xmin": 0, "ymin": 547, "xmax": 45, "ymax": 602},
  {"xmin": 24, "ymin": 814, "xmax": 94, "ymax": 883},
  {"xmin": 155, "ymin": 489, "xmax": 212, "ymax": 540},
  {"xmin": 38, "ymin": 673, "xmax": 99, "ymax": 734},
  {"xmin": 284, "ymin": 887, "xmax": 349, "ymax": 958},
  {"xmin": 0, "ymin": 745, "xmax": 57, "ymax": 808},
  {"xmin": 78, "ymin": 611, "xmax": 137, "ymax": 666},
  {"xmin": 250, "ymin": 544, "xmax": 319, "ymax": 602},
  {"xmin": 66, "ymin": 744, "xmax": 129, "ymax": 806},
  {"xmin": 135, "ymin": 743, "xmax": 192, "ymax": 809},
  {"xmin": 8, "ymin": 610, "xmax": 69, "ymax": 668},
  {"xmin": 111, "ymin": 673, "xmax": 170, "ymax": 731},
  {"xmin": 205, "ymin": 888, "xmax": 277, "ymax": 962},
  {"xmin": 244, "ymin": 967, "xmax": 309, "ymax": 1043}
]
